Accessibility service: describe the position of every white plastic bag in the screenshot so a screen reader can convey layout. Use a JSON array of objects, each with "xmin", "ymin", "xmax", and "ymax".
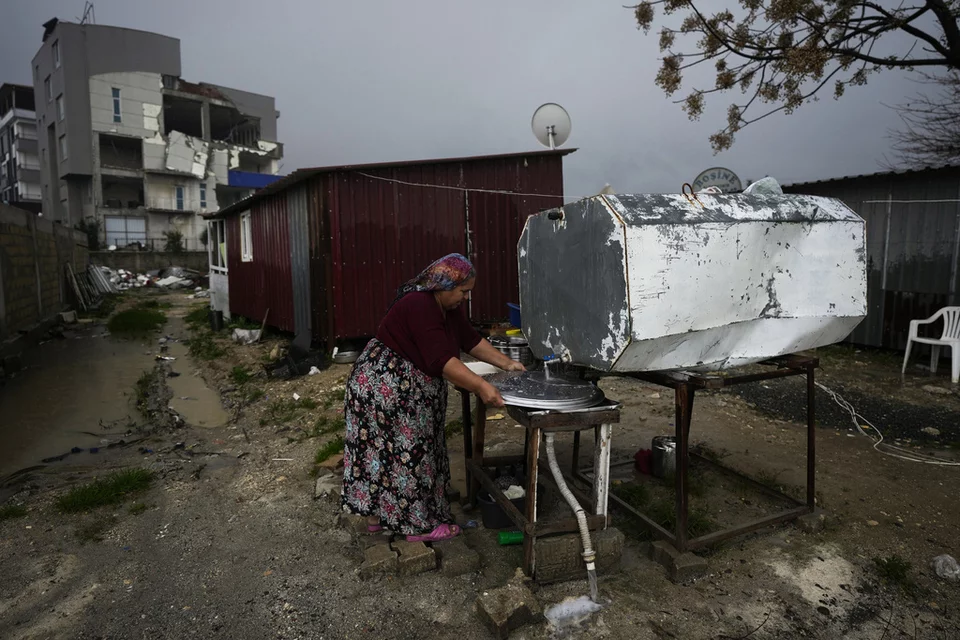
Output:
[
  {"xmin": 932, "ymin": 554, "xmax": 960, "ymax": 580},
  {"xmin": 743, "ymin": 176, "xmax": 784, "ymax": 196}
]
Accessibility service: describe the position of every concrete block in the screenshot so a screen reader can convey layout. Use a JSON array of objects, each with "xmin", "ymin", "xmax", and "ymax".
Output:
[
  {"xmin": 358, "ymin": 544, "xmax": 398, "ymax": 579},
  {"xmin": 318, "ymin": 453, "xmax": 344, "ymax": 471},
  {"xmin": 534, "ymin": 528, "xmax": 625, "ymax": 584},
  {"xmin": 314, "ymin": 475, "xmax": 341, "ymax": 499},
  {"xmin": 433, "ymin": 537, "xmax": 481, "ymax": 577},
  {"xmin": 796, "ymin": 510, "xmax": 827, "ymax": 534},
  {"xmin": 649, "ymin": 540, "xmax": 681, "ymax": 566},
  {"xmin": 358, "ymin": 532, "xmax": 394, "ymax": 550},
  {"xmin": 671, "ymin": 552, "xmax": 708, "ymax": 583},
  {"xmin": 475, "ymin": 579, "xmax": 543, "ymax": 639},
  {"xmin": 338, "ymin": 512, "xmax": 370, "ymax": 535},
  {"xmin": 391, "ymin": 540, "xmax": 436, "ymax": 576}
]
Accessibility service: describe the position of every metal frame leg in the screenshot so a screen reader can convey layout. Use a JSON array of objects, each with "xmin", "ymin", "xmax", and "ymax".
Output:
[
  {"xmin": 674, "ymin": 383, "xmax": 694, "ymax": 552},
  {"xmin": 806, "ymin": 363, "xmax": 817, "ymax": 509},
  {"xmin": 523, "ymin": 427, "xmax": 541, "ymax": 577},
  {"xmin": 593, "ymin": 424, "xmax": 612, "ymax": 524},
  {"xmin": 468, "ymin": 398, "xmax": 487, "ymax": 508}
]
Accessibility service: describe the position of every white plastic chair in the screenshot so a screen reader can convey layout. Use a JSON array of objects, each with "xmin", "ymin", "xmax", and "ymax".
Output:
[{"xmin": 901, "ymin": 307, "xmax": 960, "ymax": 384}]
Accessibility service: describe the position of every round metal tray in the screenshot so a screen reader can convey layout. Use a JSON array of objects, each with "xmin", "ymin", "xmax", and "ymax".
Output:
[{"xmin": 488, "ymin": 370, "xmax": 605, "ymax": 411}]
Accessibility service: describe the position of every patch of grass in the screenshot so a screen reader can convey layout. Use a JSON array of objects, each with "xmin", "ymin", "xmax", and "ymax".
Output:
[
  {"xmin": 135, "ymin": 370, "xmax": 152, "ymax": 407},
  {"xmin": 323, "ymin": 387, "xmax": 346, "ymax": 410},
  {"xmin": 873, "ymin": 555, "xmax": 915, "ymax": 592},
  {"xmin": 135, "ymin": 298, "xmax": 171, "ymax": 310},
  {"xmin": 0, "ymin": 504, "xmax": 27, "ymax": 521},
  {"xmin": 445, "ymin": 419, "xmax": 464, "ymax": 439},
  {"xmin": 75, "ymin": 516, "xmax": 117, "ymax": 543},
  {"xmin": 128, "ymin": 502, "xmax": 148, "ymax": 515},
  {"xmin": 230, "ymin": 366, "xmax": 253, "ymax": 386},
  {"xmin": 644, "ymin": 498, "xmax": 714, "ymax": 538},
  {"xmin": 613, "ymin": 482, "xmax": 651, "ymax": 510},
  {"xmin": 315, "ymin": 436, "xmax": 345, "ymax": 465},
  {"xmin": 244, "ymin": 388, "xmax": 265, "ymax": 403},
  {"xmin": 187, "ymin": 332, "xmax": 226, "ymax": 361},
  {"xmin": 227, "ymin": 316, "xmax": 260, "ymax": 331},
  {"xmin": 185, "ymin": 305, "xmax": 210, "ymax": 330},
  {"xmin": 265, "ymin": 397, "xmax": 319, "ymax": 423},
  {"xmin": 107, "ymin": 308, "xmax": 166, "ymax": 336},
  {"xmin": 56, "ymin": 469, "xmax": 154, "ymax": 513}
]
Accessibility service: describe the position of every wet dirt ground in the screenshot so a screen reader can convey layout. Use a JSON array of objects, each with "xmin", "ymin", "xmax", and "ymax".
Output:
[{"xmin": 0, "ymin": 291, "xmax": 958, "ymax": 639}]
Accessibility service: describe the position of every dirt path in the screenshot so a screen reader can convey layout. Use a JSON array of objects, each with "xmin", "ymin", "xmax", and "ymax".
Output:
[{"xmin": 1, "ymin": 291, "xmax": 958, "ymax": 639}]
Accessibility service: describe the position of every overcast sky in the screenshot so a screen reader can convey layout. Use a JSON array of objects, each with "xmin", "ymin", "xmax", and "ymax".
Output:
[{"xmin": 2, "ymin": 0, "xmax": 929, "ymax": 196}]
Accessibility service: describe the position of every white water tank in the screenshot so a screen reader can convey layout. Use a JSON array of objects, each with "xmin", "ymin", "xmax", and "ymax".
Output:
[{"xmin": 517, "ymin": 193, "xmax": 867, "ymax": 372}]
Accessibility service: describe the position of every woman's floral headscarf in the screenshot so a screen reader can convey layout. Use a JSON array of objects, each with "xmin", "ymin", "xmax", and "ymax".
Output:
[{"xmin": 391, "ymin": 253, "xmax": 476, "ymax": 308}]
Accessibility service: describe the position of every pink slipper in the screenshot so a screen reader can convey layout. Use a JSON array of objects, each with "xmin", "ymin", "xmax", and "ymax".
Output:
[
  {"xmin": 367, "ymin": 525, "xmax": 383, "ymax": 533},
  {"xmin": 406, "ymin": 523, "xmax": 460, "ymax": 543}
]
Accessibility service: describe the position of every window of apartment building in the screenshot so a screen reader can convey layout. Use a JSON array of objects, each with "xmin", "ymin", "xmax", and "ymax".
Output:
[
  {"xmin": 53, "ymin": 41, "xmax": 60, "ymax": 69},
  {"xmin": 209, "ymin": 219, "xmax": 227, "ymax": 272},
  {"xmin": 111, "ymin": 88, "xmax": 122, "ymax": 123},
  {"xmin": 44, "ymin": 76, "xmax": 52, "ymax": 102},
  {"xmin": 104, "ymin": 215, "xmax": 147, "ymax": 247},
  {"xmin": 240, "ymin": 212, "xmax": 253, "ymax": 262},
  {"xmin": 58, "ymin": 134, "xmax": 67, "ymax": 160},
  {"xmin": 56, "ymin": 95, "xmax": 64, "ymax": 121},
  {"xmin": 199, "ymin": 183, "xmax": 207, "ymax": 209},
  {"xmin": 175, "ymin": 185, "xmax": 185, "ymax": 210}
]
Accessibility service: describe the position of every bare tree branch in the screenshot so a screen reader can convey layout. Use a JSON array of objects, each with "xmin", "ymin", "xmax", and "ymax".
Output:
[{"xmin": 630, "ymin": 0, "xmax": 960, "ymax": 152}]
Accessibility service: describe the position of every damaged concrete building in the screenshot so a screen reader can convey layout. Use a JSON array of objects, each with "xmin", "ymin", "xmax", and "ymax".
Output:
[{"xmin": 31, "ymin": 18, "xmax": 283, "ymax": 250}]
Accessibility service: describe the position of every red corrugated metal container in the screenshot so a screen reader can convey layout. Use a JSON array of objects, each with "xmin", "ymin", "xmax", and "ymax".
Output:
[{"xmin": 214, "ymin": 149, "xmax": 571, "ymax": 349}]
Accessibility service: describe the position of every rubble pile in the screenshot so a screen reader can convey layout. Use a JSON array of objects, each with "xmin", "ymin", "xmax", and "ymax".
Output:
[{"xmin": 95, "ymin": 265, "xmax": 208, "ymax": 291}]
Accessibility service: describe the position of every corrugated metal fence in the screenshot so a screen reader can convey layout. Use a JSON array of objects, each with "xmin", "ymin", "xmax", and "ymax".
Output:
[{"xmin": 785, "ymin": 166, "xmax": 960, "ymax": 349}]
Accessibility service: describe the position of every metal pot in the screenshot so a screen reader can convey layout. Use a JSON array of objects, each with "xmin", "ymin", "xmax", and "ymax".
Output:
[
  {"xmin": 651, "ymin": 436, "xmax": 676, "ymax": 479},
  {"xmin": 489, "ymin": 335, "xmax": 533, "ymax": 366}
]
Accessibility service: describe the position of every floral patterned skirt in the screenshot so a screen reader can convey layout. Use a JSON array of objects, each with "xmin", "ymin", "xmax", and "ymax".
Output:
[{"xmin": 340, "ymin": 339, "xmax": 453, "ymax": 535}]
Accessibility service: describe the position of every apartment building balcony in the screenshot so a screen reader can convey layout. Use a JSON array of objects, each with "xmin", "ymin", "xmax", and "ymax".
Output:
[
  {"xmin": 15, "ymin": 137, "xmax": 38, "ymax": 154},
  {"xmin": 147, "ymin": 196, "xmax": 200, "ymax": 213}
]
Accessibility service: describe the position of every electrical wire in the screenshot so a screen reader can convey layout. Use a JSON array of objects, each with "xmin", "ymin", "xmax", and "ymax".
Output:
[
  {"xmin": 353, "ymin": 171, "xmax": 592, "ymax": 201},
  {"xmin": 815, "ymin": 381, "xmax": 960, "ymax": 466}
]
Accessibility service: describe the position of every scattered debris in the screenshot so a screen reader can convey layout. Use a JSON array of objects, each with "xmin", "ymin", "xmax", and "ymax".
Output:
[
  {"xmin": 476, "ymin": 569, "xmax": 543, "ymax": 639},
  {"xmin": 232, "ymin": 328, "xmax": 262, "ymax": 345},
  {"xmin": 933, "ymin": 555, "xmax": 960, "ymax": 581},
  {"xmin": 922, "ymin": 385, "xmax": 953, "ymax": 396},
  {"xmin": 922, "ymin": 427, "xmax": 941, "ymax": 437}
]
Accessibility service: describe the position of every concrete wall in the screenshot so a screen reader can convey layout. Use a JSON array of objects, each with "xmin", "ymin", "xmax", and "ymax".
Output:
[
  {"xmin": 90, "ymin": 250, "xmax": 208, "ymax": 274},
  {"xmin": 90, "ymin": 71, "xmax": 164, "ymax": 140},
  {"xmin": 0, "ymin": 203, "xmax": 88, "ymax": 341}
]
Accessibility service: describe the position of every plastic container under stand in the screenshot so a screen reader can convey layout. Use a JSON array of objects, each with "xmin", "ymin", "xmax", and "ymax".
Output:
[
  {"xmin": 651, "ymin": 436, "xmax": 676, "ymax": 479},
  {"xmin": 478, "ymin": 491, "xmax": 526, "ymax": 530}
]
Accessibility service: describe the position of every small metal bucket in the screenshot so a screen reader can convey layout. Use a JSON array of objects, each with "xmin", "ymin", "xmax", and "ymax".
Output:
[{"xmin": 651, "ymin": 436, "xmax": 676, "ymax": 479}]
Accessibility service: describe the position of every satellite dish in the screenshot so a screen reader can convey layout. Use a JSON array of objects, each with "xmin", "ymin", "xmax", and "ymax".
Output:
[
  {"xmin": 531, "ymin": 103, "xmax": 571, "ymax": 150},
  {"xmin": 692, "ymin": 167, "xmax": 742, "ymax": 193}
]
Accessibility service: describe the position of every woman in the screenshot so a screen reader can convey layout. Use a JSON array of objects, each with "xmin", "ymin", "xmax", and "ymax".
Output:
[{"xmin": 340, "ymin": 253, "xmax": 525, "ymax": 542}]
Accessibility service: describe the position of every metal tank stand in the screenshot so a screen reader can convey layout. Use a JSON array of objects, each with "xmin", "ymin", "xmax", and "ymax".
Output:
[
  {"xmin": 584, "ymin": 354, "xmax": 818, "ymax": 553},
  {"xmin": 456, "ymin": 388, "xmax": 620, "ymax": 578}
]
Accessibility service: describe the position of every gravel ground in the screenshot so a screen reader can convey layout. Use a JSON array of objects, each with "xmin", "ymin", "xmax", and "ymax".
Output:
[{"xmin": 1, "ymin": 294, "xmax": 959, "ymax": 639}]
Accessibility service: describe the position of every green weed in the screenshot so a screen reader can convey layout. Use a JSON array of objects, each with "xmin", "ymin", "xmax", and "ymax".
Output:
[
  {"xmin": 135, "ymin": 370, "xmax": 152, "ymax": 406},
  {"xmin": 0, "ymin": 504, "xmax": 27, "ymax": 521},
  {"xmin": 56, "ymin": 469, "xmax": 154, "ymax": 513},
  {"xmin": 265, "ymin": 397, "xmax": 319, "ymax": 423},
  {"xmin": 128, "ymin": 502, "xmax": 148, "ymax": 515},
  {"xmin": 187, "ymin": 333, "xmax": 226, "ymax": 360},
  {"xmin": 323, "ymin": 387, "xmax": 346, "ymax": 410},
  {"xmin": 873, "ymin": 555, "xmax": 915, "ymax": 593},
  {"xmin": 230, "ymin": 366, "xmax": 253, "ymax": 386},
  {"xmin": 315, "ymin": 436, "xmax": 345, "ymax": 464},
  {"xmin": 107, "ymin": 308, "xmax": 166, "ymax": 336},
  {"xmin": 185, "ymin": 305, "xmax": 210, "ymax": 330},
  {"xmin": 244, "ymin": 388, "xmax": 265, "ymax": 403},
  {"xmin": 445, "ymin": 419, "xmax": 464, "ymax": 439},
  {"xmin": 613, "ymin": 482, "xmax": 652, "ymax": 510},
  {"xmin": 227, "ymin": 316, "xmax": 260, "ymax": 331}
]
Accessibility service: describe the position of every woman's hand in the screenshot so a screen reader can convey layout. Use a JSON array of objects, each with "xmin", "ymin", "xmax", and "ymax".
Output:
[
  {"xmin": 501, "ymin": 360, "xmax": 526, "ymax": 372},
  {"xmin": 478, "ymin": 381, "xmax": 506, "ymax": 408}
]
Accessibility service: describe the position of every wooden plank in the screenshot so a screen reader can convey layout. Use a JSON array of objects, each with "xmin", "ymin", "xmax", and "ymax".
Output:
[
  {"xmin": 465, "ymin": 460, "xmax": 529, "ymax": 530},
  {"xmin": 532, "ymin": 514, "xmax": 609, "ymax": 537},
  {"xmin": 686, "ymin": 507, "xmax": 810, "ymax": 550},
  {"xmin": 523, "ymin": 428, "xmax": 541, "ymax": 576}
]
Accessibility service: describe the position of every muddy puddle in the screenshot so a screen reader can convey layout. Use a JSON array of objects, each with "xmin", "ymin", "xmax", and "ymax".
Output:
[
  {"xmin": 0, "ymin": 325, "xmax": 154, "ymax": 476},
  {"xmin": 165, "ymin": 340, "xmax": 229, "ymax": 428}
]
